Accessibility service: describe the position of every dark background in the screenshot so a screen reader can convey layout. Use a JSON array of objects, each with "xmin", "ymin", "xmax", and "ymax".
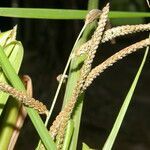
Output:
[{"xmin": 0, "ymin": 0, "xmax": 150, "ymax": 149}]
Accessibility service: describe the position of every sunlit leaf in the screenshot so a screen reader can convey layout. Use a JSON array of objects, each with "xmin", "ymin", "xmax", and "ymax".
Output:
[{"xmin": 0, "ymin": 8, "xmax": 150, "ymax": 19}]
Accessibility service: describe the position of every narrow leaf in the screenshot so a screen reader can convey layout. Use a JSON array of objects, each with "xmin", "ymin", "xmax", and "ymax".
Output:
[
  {"xmin": 102, "ymin": 47, "xmax": 149, "ymax": 150},
  {"xmin": 0, "ymin": 8, "xmax": 149, "ymax": 19}
]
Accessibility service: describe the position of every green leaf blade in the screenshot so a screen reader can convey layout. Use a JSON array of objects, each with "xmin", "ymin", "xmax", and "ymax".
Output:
[
  {"xmin": 0, "ymin": 45, "xmax": 56, "ymax": 150},
  {"xmin": 102, "ymin": 47, "xmax": 149, "ymax": 150},
  {"xmin": 0, "ymin": 41, "xmax": 23, "ymax": 115},
  {"xmin": 0, "ymin": 8, "xmax": 150, "ymax": 19}
]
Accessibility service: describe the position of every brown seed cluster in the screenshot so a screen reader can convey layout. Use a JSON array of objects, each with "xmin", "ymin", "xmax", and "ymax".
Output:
[
  {"xmin": 49, "ymin": 3, "xmax": 110, "ymax": 149},
  {"xmin": 102, "ymin": 23, "xmax": 150, "ymax": 43},
  {"xmin": 49, "ymin": 81, "xmax": 81, "ymax": 139},
  {"xmin": 82, "ymin": 38, "xmax": 150, "ymax": 91},
  {"xmin": 76, "ymin": 23, "xmax": 150, "ymax": 56},
  {"xmin": 79, "ymin": 3, "xmax": 110, "ymax": 89},
  {"xmin": 0, "ymin": 81, "xmax": 48, "ymax": 115},
  {"xmin": 48, "ymin": 2, "xmax": 150, "ymax": 149}
]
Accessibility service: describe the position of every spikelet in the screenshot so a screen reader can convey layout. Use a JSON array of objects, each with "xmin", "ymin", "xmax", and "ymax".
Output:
[
  {"xmin": 49, "ymin": 4, "xmax": 110, "ymax": 147},
  {"xmin": 75, "ymin": 24, "xmax": 150, "ymax": 56},
  {"xmin": 102, "ymin": 23, "xmax": 150, "ymax": 43},
  {"xmin": 75, "ymin": 40, "xmax": 92, "ymax": 56},
  {"xmin": 74, "ymin": 9, "xmax": 101, "ymax": 57},
  {"xmin": 53, "ymin": 3, "xmax": 110, "ymax": 142},
  {"xmin": 56, "ymin": 115, "xmax": 69, "ymax": 150},
  {"xmin": 79, "ymin": 3, "xmax": 110, "ymax": 90},
  {"xmin": 82, "ymin": 38, "xmax": 150, "ymax": 91},
  {"xmin": 49, "ymin": 80, "xmax": 81, "ymax": 140},
  {"xmin": 55, "ymin": 81, "xmax": 82, "ymax": 149},
  {"xmin": 0, "ymin": 81, "xmax": 48, "ymax": 115},
  {"xmin": 49, "ymin": 110, "xmax": 66, "ymax": 139},
  {"xmin": 48, "ymin": 3, "xmax": 150, "ymax": 149}
]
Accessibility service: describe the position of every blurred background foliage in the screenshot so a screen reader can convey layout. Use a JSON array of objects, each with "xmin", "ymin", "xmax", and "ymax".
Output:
[{"xmin": 0, "ymin": 0, "xmax": 150, "ymax": 149}]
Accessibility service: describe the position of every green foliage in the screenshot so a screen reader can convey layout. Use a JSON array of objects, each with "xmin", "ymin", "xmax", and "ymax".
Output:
[
  {"xmin": 82, "ymin": 143, "xmax": 92, "ymax": 150},
  {"xmin": 102, "ymin": 47, "xmax": 149, "ymax": 150},
  {"xmin": 0, "ymin": 29, "xmax": 56, "ymax": 150},
  {"xmin": 0, "ymin": 8, "xmax": 150, "ymax": 19},
  {"xmin": 0, "ymin": 1, "xmax": 149, "ymax": 150},
  {"xmin": 0, "ymin": 41, "xmax": 23, "ymax": 115}
]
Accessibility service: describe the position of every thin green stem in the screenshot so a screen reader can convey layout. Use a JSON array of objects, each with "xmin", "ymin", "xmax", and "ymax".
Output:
[
  {"xmin": 61, "ymin": 1, "xmax": 99, "ymax": 150},
  {"xmin": 45, "ymin": 23, "xmax": 87, "ymax": 126}
]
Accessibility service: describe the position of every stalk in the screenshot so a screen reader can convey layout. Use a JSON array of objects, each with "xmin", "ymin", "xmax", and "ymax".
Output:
[{"xmin": 62, "ymin": 1, "xmax": 99, "ymax": 150}]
